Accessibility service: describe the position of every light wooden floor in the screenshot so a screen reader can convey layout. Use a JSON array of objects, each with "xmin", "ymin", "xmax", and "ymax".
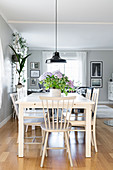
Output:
[{"xmin": 1, "ymin": 115, "xmax": 113, "ymax": 170}]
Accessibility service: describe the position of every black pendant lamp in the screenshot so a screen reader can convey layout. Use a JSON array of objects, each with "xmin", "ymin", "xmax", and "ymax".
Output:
[{"xmin": 46, "ymin": 0, "xmax": 66, "ymax": 63}]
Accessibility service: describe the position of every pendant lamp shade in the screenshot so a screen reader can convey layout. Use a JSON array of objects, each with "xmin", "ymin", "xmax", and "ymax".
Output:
[
  {"xmin": 46, "ymin": 0, "xmax": 66, "ymax": 64},
  {"xmin": 46, "ymin": 52, "xmax": 66, "ymax": 63}
]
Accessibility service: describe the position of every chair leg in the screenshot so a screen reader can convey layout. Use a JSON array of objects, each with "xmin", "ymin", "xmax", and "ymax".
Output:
[
  {"xmin": 17, "ymin": 134, "xmax": 19, "ymax": 144},
  {"xmin": 15, "ymin": 113, "xmax": 17, "ymax": 119},
  {"xmin": 91, "ymin": 131, "xmax": 94, "ymax": 146},
  {"xmin": 25, "ymin": 125, "xmax": 28, "ymax": 132},
  {"xmin": 64, "ymin": 132, "xmax": 66, "ymax": 144},
  {"xmin": 40, "ymin": 129, "xmax": 43, "ymax": 156},
  {"xmin": 66, "ymin": 131, "xmax": 70, "ymax": 152},
  {"xmin": 40, "ymin": 132, "xmax": 49, "ymax": 167},
  {"xmin": 75, "ymin": 131, "xmax": 78, "ymax": 144},
  {"xmin": 45, "ymin": 132, "xmax": 48, "ymax": 157},
  {"xmin": 65, "ymin": 131, "xmax": 73, "ymax": 167},
  {"xmin": 40, "ymin": 131, "xmax": 47, "ymax": 157},
  {"xmin": 93, "ymin": 128, "xmax": 98, "ymax": 152},
  {"xmin": 68, "ymin": 131, "xmax": 70, "ymax": 139}
]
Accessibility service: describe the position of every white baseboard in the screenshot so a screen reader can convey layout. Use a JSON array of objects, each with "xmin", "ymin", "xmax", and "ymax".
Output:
[
  {"xmin": 0, "ymin": 114, "xmax": 12, "ymax": 128},
  {"xmin": 98, "ymin": 101, "xmax": 113, "ymax": 104}
]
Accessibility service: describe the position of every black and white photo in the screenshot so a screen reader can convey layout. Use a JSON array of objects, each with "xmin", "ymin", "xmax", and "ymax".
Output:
[
  {"xmin": 91, "ymin": 78, "xmax": 102, "ymax": 88},
  {"xmin": 30, "ymin": 70, "xmax": 40, "ymax": 78},
  {"xmin": 30, "ymin": 62, "xmax": 40, "ymax": 69},
  {"xmin": 30, "ymin": 78, "xmax": 37, "ymax": 86},
  {"xmin": 90, "ymin": 61, "xmax": 103, "ymax": 78}
]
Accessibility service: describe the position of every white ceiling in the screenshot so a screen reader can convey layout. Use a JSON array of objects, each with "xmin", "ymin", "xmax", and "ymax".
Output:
[{"xmin": 0, "ymin": 0, "xmax": 113, "ymax": 50}]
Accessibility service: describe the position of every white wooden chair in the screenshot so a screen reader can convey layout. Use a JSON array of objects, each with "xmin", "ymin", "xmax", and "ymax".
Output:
[
  {"xmin": 10, "ymin": 91, "xmax": 41, "ymax": 132},
  {"xmin": 39, "ymin": 96, "xmax": 76, "ymax": 168},
  {"xmin": 10, "ymin": 89, "xmax": 44, "ymax": 151},
  {"xmin": 86, "ymin": 88, "xmax": 92, "ymax": 100},
  {"xmin": 10, "ymin": 93, "xmax": 18, "ymax": 119},
  {"xmin": 64, "ymin": 88, "xmax": 99, "ymax": 152},
  {"xmin": 72, "ymin": 88, "xmax": 92, "ymax": 118},
  {"xmin": 81, "ymin": 88, "xmax": 92, "ymax": 115}
]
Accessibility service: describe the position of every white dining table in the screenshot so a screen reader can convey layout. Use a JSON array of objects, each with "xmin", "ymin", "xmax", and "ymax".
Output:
[{"xmin": 16, "ymin": 92, "xmax": 94, "ymax": 158}]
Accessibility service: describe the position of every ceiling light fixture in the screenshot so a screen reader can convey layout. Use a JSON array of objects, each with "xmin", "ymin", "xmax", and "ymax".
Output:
[{"xmin": 45, "ymin": 0, "xmax": 66, "ymax": 63}]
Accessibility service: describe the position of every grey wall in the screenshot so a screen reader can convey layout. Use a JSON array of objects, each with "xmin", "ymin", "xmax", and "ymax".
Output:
[
  {"xmin": 27, "ymin": 50, "xmax": 43, "ymax": 89},
  {"xmin": 87, "ymin": 51, "xmax": 113, "ymax": 102},
  {"xmin": 0, "ymin": 15, "xmax": 13, "ymax": 123}
]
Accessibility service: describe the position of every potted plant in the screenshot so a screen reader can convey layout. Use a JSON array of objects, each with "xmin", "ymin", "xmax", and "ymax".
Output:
[
  {"xmin": 39, "ymin": 70, "xmax": 75, "ymax": 96},
  {"xmin": 9, "ymin": 32, "xmax": 31, "ymax": 86}
]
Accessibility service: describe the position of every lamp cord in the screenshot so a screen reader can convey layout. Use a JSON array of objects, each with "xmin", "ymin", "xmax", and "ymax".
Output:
[{"xmin": 55, "ymin": 0, "xmax": 57, "ymax": 52}]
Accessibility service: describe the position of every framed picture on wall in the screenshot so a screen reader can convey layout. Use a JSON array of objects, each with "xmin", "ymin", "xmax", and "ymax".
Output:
[
  {"xmin": 30, "ymin": 62, "xmax": 40, "ymax": 69},
  {"xmin": 30, "ymin": 70, "xmax": 40, "ymax": 78},
  {"xmin": 90, "ymin": 61, "xmax": 103, "ymax": 78},
  {"xmin": 91, "ymin": 78, "xmax": 103, "ymax": 88},
  {"xmin": 30, "ymin": 78, "xmax": 37, "ymax": 86}
]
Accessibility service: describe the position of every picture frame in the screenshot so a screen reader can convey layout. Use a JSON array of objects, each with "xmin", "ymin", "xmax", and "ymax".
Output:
[
  {"xmin": 30, "ymin": 78, "xmax": 37, "ymax": 86},
  {"xmin": 91, "ymin": 78, "xmax": 103, "ymax": 88},
  {"xmin": 90, "ymin": 61, "xmax": 103, "ymax": 78},
  {"xmin": 30, "ymin": 62, "xmax": 40, "ymax": 69},
  {"xmin": 30, "ymin": 70, "xmax": 40, "ymax": 78}
]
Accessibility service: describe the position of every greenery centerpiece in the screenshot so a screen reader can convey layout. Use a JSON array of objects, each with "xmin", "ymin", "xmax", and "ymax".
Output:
[
  {"xmin": 39, "ymin": 70, "xmax": 74, "ymax": 96},
  {"xmin": 9, "ymin": 32, "xmax": 31, "ymax": 85}
]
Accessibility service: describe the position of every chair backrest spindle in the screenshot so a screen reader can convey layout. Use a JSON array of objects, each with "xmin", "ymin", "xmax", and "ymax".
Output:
[
  {"xmin": 92, "ymin": 88, "xmax": 99, "ymax": 125},
  {"xmin": 86, "ymin": 88, "xmax": 92, "ymax": 100},
  {"xmin": 39, "ymin": 96, "xmax": 76, "ymax": 130}
]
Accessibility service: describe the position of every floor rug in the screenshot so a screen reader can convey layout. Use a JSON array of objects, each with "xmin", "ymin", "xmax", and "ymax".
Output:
[
  {"xmin": 104, "ymin": 120, "xmax": 113, "ymax": 126},
  {"xmin": 96, "ymin": 105, "xmax": 113, "ymax": 118}
]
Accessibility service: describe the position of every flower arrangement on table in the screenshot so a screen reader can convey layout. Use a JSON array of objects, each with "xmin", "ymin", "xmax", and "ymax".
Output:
[{"xmin": 39, "ymin": 70, "xmax": 75, "ymax": 96}]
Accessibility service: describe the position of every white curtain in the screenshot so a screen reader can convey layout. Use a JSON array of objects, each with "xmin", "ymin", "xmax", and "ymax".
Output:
[
  {"xmin": 78, "ymin": 52, "xmax": 87, "ymax": 86},
  {"xmin": 42, "ymin": 51, "xmax": 87, "ymax": 86},
  {"xmin": 61, "ymin": 52, "xmax": 87, "ymax": 86},
  {"xmin": 42, "ymin": 51, "xmax": 53, "ymax": 73},
  {"xmin": 0, "ymin": 39, "xmax": 4, "ymax": 108}
]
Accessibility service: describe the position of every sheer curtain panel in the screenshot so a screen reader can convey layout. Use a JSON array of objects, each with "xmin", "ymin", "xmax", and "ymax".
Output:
[{"xmin": 0, "ymin": 39, "xmax": 4, "ymax": 108}]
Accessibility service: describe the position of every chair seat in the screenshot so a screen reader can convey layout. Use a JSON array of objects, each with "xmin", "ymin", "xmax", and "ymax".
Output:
[
  {"xmin": 41, "ymin": 122, "xmax": 72, "ymax": 132},
  {"xmin": 24, "ymin": 118, "xmax": 44, "ymax": 125},
  {"xmin": 24, "ymin": 112, "xmax": 44, "ymax": 119},
  {"xmin": 63, "ymin": 112, "xmax": 93, "ymax": 126},
  {"xmin": 23, "ymin": 110, "xmax": 45, "ymax": 126},
  {"xmin": 69, "ymin": 120, "xmax": 93, "ymax": 126}
]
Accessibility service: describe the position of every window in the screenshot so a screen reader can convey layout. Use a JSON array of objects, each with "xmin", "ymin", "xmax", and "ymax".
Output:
[
  {"xmin": 47, "ymin": 60, "xmax": 80, "ymax": 85},
  {"xmin": 43, "ymin": 51, "xmax": 87, "ymax": 86},
  {"xmin": 0, "ymin": 39, "xmax": 4, "ymax": 108}
]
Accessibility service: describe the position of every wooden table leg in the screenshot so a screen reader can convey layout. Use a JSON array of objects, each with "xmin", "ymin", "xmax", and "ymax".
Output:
[
  {"xmin": 85, "ymin": 105, "xmax": 91, "ymax": 157},
  {"xmin": 18, "ymin": 104, "xmax": 24, "ymax": 157}
]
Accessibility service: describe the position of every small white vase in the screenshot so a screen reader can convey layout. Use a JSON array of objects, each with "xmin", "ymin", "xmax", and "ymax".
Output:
[{"xmin": 50, "ymin": 89, "xmax": 61, "ymax": 97}]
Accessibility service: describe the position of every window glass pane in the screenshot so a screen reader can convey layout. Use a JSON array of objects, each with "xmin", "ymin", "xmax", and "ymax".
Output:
[
  {"xmin": 65, "ymin": 60, "xmax": 80, "ymax": 85},
  {"xmin": 47, "ymin": 63, "xmax": 65, "ymax": 73},
  {"xmin": 43, "ymin": 51, "xmax": 87, "ymax": 86},
  {"xmin": 47, "ymin": 59, "xmax": 81, "ymax": 86}
]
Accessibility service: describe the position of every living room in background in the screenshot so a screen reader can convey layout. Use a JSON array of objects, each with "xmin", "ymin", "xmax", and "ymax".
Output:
[{"xmin": 43, "ymin": 51, "xmax": 87, "ymax": 87}]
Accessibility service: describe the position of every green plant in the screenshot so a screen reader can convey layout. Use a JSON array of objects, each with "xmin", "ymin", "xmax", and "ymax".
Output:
[
  {"xmin": 39, "ymin": 71, "xmax": 75, "ymax": 96},
  {"xmin": 9, "ymin": 44, "xmax": 31, "ymax": 84},
  {"xmin": 9, "ymin": 32, "xmax": 31, "ymax": 85},
  {"xmin": 12, "ymin": 32, "xmax": 28, "ymax": 57}
]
